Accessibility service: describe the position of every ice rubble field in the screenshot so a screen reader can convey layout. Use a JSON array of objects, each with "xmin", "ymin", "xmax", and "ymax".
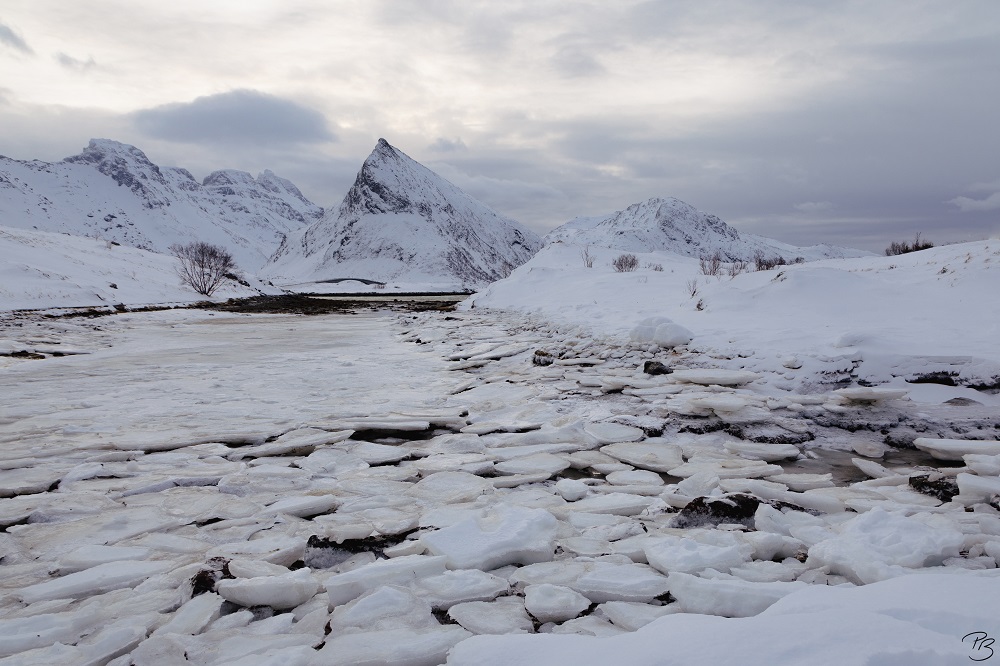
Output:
[{"xmin": 0, "ymin": 242, "xmax": 998, "ymax": 664}]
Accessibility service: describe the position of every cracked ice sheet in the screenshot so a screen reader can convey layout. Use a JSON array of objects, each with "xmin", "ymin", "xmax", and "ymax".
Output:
[{"xmin": 0, "ymin": 310, "xmax": 457, "ymax": 456}]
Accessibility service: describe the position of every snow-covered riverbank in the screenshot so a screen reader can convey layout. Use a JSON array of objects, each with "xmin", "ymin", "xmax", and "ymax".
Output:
[{"xmin": 1, "ymin": 307, "xmax": 998, "ymax": 665}]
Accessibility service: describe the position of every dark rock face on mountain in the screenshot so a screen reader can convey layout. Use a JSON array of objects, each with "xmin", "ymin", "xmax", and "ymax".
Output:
[
  {"xmin": 265, "ymin": 139, "xmax": 542, "ymax": 287},
  {"xmin": 0, "ymin": 139, "xmax": 323, "ymax": 269}
]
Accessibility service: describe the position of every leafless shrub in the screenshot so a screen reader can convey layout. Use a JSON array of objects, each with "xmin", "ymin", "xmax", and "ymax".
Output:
[
  {"xmin": 647, "ymin": 263, "xmax": 664, "ymax": 272},
  {"xmin": 686, "ymin": 279, "xmax": 699, "ymax": 298},
  {"xmin": 754, "ymin": 251, "xmax": 787, "ymax": 271},
  {"xmin": 727, "ymin": 260, "xmax": 748, "ymax": 278},
  {"xmin": 699, "ymin": 251, "xmax": 723, "ymax": 276},
  {"xmin": 885, "ymin": 232, "xmax": 934, "ymax": 256},
  {"xmin": 170, "ymin": 241, "xmax": 238, "ymax": 296},
  {"xmin": 612, "ymin": 253, "xmax": 639, "ymax": 272},
  {"xmin": 581, "ymin": 246, "xmax": 595, "ymax": 268}
]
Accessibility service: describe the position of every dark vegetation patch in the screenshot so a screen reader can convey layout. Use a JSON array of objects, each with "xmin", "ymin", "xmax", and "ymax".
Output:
[
  {"xmin": 205, "ymin": 294, "xmax": 462, "ymax": 315},
  {"xmin": 304, "ymin": 531, "xmax": 419, "ymax": 568},
  {"xmin": 672, "ymin": 493, "xmax": 818, "ymax": 529},
  {"xmin": 191, "ymin": 557, "xmax": 234, "ymax": 596},
  {"xmin": 908, "ymin": 474, "xmax": 960, "ymax": 503}
]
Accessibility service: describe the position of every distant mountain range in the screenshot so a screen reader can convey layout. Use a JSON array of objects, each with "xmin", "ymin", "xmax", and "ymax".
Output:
[
  {"xmin": 546, "ymin": 197, "xmax": 868, "ymax": 261},
  {"xmin": 263, "ymin": 139, "xmax": 543, "ymax": 288},
  {"xmin": 0, "ymin": 139, "xmax": 323, "ymax": 270},
  {"xmin": 1, "ymin": 138, "xmax": 869, "ymax": 302}
]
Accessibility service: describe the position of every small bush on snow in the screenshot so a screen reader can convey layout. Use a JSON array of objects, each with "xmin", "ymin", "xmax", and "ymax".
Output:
[
  {"xmin": 885, "ymin": 232, "xmax": 934, "ymax": 256},
  {"xmin": 612, "ymin": 253, "xmax": 639, "ymax": 272}
]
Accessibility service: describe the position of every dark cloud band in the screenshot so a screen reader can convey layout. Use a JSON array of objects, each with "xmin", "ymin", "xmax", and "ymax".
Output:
[{"xmin": 132, "ymin": 89, "xmax": 334, "ymax": 146}]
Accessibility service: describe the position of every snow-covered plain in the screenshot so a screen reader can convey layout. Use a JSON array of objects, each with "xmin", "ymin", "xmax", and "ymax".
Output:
[{"xmin": 1, "ymin": 294, "xmax": 999, "ymax": 664}]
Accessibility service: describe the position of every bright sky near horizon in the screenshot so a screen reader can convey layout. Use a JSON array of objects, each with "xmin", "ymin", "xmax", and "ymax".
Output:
[{"xmin": 2, "ymin": 0, "xmax": 999, "ymax": 251}]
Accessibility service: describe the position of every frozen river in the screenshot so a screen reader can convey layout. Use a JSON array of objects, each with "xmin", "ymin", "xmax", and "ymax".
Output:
[
  {"xmin": 1, "ymin": 310, "xmax": 456, "ymax": 456},
  {"xmin": 0, "ymin": 307, "xmax": 998, "ymax": 665}
]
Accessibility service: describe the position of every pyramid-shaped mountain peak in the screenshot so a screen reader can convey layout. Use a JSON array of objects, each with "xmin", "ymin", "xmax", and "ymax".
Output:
[{"xmin": 264, "ymin": 140, "xmax": 543, "ymax": 288}]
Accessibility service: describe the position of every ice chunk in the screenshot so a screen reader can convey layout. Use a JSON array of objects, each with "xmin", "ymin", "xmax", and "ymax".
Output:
[
  {"xmin": 57, "ymin": 544, "xmax": 152, "ymax": 573},
  {"xmin": 494, "ymin": 453, "xmax": 570, "ymax": 476},
  {"xmin": 965, "ymin": 454, "xmax": 1000, "ymax": 476},
  {"xmin": 407, "ymin": 471, "xmax": 493, "ymax": 503},
  {"xmin": 600, "ymin": 441, "xmax": 683, "ymax": 473},
  {"xmin": 411, "ymin": 569, "xmax": 510, "ymax": 610},
  {"xmin": 806, "ymin": 508, "xmax": 965, "ymax": 584},
  {"xmin": 153, "ymin": 592, "xmax": 223, "ymax": 636},
  {"xmin": 217, "ymin": 569, "xmax": 319, "ymax": 610},
  {"xmin": 956, "ymin": 472, "xmax": 1000, "ymax": 502},
  {"xmin": 766, "ymin": 473, "xmax": 834, "ymax": 491},
  {"xmin": 913, "ymin": 437, "xmax": 1000, "ymax": 461},
  {"xmin": 323, "ymin": 555, "xmax": 448, "ymax": 607},
  {"xmin": 584, "ymin": 422, "xmax": 646, "ymax": 444},
  {"xmin": 554, "ymin": 478, "xmax": 590, "ymax": 501},
  {"xmin": 524, "ymin": 584, "xmax": 592, "ymax": 623},
  {"xmin": 449, "ymin": 597, "xmax": 534, "ymax": 634},
  {"xmin": 671, "ymin": 369, "xmax": 760, "ymax": 386},
  {"xmin": 329, "ymin": 585, "xmax": 437, "ymax": 632},
  {"xmin": 668, "ymin": 459, "xmax": 783, "ymax": 479},
  {"xmin": 554, "ymin": 492, "xmax": 655, "ymax": 517},
  {"xmin": 723, "ymin": 440, "xmax": 800, "ymax": 462},
  {"xmin": 606, "ymin": 470, "xmax": 663, "ymax": 486},
  {"xmin": 422, "ymin": 505, "xmax": 557, "ymax": 570},
  {"xmin": 261, "ymin": 495, "xmax": 338, "ymax": 518},
  {"xmin": 669, "ymin": 571, "xmax": 806, "ymax": 617},
  {"xmin": 313, "ymin": 626, "xmax": 470, "ymax": 665},
  {"xmin": 833, "ymin": 387, "xmax": 908, "ymax": 403},
  {"xmin": 644, "ymin": 536, "xmax": 752, "ymax": 575},
  {"xmin": 596, "ymin": 601, "xmax": 680, "ymax": 631},
  {"xmin": 19, "ymin": 560, "xmax": 173, "ymax": 604},
  {"xmin": 0, "ymin": 609, "xmax": 100, "ymax": 657},
  {"xmin": 574, "ymin": 563, "xmax": 671, "ymax": 603},
  {"xmin": 207, "ymin": 535, "xmax": 306, "ymax": 567}
]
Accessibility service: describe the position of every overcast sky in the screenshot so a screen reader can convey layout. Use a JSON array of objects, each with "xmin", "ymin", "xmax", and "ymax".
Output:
[{"xmin": 2, "ymin": 0, "xmax": 999, "ymax": 251}]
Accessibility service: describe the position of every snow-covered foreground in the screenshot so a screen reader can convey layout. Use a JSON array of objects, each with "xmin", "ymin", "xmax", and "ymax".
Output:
[{"xmin": 1, "ymin": 307, "xmax": 998, "ymax": 665}]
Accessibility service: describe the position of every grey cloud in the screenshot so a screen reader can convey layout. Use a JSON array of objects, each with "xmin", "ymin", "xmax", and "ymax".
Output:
[
  {"xmin": 794, "ymin": 201, "xmax": 832, "ymax": 212},
  {"xmin": 56, "ymin": 52, "xmax": 97, "ymax": 71},
  {"xmin": 949, "ymin": 192, "xmax": 1000, "ymax": 212},
  {"xmin": 0, "ymin": 22, "xmax": 32, "ymax": 54},
  {"xmin": 132, "ymin": 90, "xmax": 334, "ymax": 146},
  {"xmin": 428, "ymin": 137, "xmax": 467, "ymax": 153}
]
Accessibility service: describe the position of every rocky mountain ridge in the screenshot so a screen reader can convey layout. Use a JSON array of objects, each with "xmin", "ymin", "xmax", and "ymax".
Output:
[{"xmin": 0, "ymin": 139, "xmax": 323, "ymax": 270}]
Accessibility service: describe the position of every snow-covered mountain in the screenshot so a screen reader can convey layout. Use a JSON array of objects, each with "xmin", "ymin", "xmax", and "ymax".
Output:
[
  {"xmin": 547, "ymin": 197, "xmax": 868, "ymax": 261},
  {"xmin": 0, "ymin": 139, "xmax": 323, "ymax": 270},
  {"xmin": 264, "ymin": 139, "xmax": 542, "ymax": 288}
]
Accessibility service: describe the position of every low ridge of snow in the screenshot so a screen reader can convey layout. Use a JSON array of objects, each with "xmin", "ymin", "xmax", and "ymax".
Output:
[
  {"xmin": 0, "ymin": 139, "xmax": 323, "ymax": 271},
  {"xmin": 264, "ymin": 139, "xmax": 542, "ymax": 289},
  {"xmin": 467, "ymin": 239, "xmax": 1000, "ymax": 389},
  {"xmin": 547, "ymin": 196, "xmax": 868, "ymax": 261}
]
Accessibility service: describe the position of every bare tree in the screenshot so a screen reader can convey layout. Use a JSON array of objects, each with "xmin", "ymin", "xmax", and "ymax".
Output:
[
  {"xmin": 686, "ymin": 278, "xmax": 699, "ymax": 298},
  {"xmin": 170, "ymin": 242, "xmax": 238, "ymax": 296},
  {"xmin": 727, "ymin": 259, "xmax": 748, "ymax": 278},
  {"xmin": 581, "ymin": 246, "xmax": 595, "ymax": 268},
  {"xmin": 612, "ymin": 253, "xmax": 639, "ymax": 272},
  {"xmin": 754, "ymin": 250, "xmax": 787, "ymax": 271},
  {"xmin": 699, "ymin": 251, "xmax": 723, "ymax": 276}
]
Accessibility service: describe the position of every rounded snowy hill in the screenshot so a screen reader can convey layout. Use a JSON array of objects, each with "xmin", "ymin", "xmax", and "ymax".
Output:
[
  {"xmin": 547, "ymin": 196, "xmax": 869, "ymax": 262},
  {"xmin": 264, "ymin": 139, "xmax": 542, "ymax": 289}
]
